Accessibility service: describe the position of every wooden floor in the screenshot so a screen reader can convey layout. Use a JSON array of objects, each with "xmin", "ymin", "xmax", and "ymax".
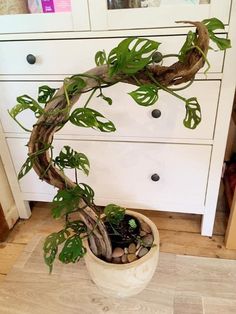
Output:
[
  {"xmin": 0, "ymin": 234, "xmax": 236, "ymax": 314},
  {"xmin": 1, "ymin": 189, "xmax": 236, "ymax": 281}
]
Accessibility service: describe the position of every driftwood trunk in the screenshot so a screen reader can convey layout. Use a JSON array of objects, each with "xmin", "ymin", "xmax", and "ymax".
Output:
[{"xmin": 28, "ymin": 22, "xmax": 209, "ymax": 261}]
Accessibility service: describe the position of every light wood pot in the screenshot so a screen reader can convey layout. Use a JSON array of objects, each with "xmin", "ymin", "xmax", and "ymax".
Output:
[{"xmin": 84, "ymin": 210, "xmax": 159, "ymax": 298}]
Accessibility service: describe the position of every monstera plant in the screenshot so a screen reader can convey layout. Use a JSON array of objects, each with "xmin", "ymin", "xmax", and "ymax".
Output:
[{"xmin": 9, "ymin": 18, "xmax": 230, "ymax": 274}]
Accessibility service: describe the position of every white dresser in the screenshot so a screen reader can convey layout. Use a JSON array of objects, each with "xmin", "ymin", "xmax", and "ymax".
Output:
[{"xmin": 0, "ymin": 0, "xmax": 235, "ymax": 236}]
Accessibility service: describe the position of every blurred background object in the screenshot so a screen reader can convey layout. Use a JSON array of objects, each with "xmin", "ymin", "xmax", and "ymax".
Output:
[{"xmin": 0, "ymin": 0, "xmax": 29, "ymax": 15}]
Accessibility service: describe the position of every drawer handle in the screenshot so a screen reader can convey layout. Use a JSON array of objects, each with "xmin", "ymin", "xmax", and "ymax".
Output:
[
  {"xmin": 151, "ymin": 109, "xmax": 161, "ymax": 118},
  {"xmin": 26, "ymin": 54, "xmax": 36, "ymax": 65},
  {"xmin": 151, "ymin": 174, "xmax": 160, "ymax": 182}
]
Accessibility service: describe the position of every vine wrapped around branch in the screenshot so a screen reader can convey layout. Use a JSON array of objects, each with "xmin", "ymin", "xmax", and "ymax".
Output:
[{"xmin": 9, "ymin": 19, "xmax": 231, "ymax": 268}]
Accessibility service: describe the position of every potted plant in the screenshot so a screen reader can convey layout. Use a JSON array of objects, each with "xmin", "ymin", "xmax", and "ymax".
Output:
[{"xmin": 9, "ymin": 18, "xmax": 230, "ymax": 298}]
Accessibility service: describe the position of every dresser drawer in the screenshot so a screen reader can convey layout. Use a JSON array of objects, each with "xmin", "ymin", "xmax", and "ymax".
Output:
[
  {"xmin": 0, "ymin": 35, "xmax": 224, "ymax": 75},
  {"xmin": 7, "ymin": 138, "xmax": 211, "ymax": 214},
  {"xmin": 1, "ymin": 80, "xmax": 220, "ymax": 140}
]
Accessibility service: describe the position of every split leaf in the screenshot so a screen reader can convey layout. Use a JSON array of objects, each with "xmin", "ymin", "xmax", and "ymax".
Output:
[
  {"xmin": 43, "ymin": 229, "xmax": 70, "ymax": 273},
  {"xmin": 55, "ymin": 146, "xmax": 90, "ymax": 175},
  {"xmin": 38, "ymin": 85, "xmax": 57, "ymax": 104},
  {"xmin": 59, "ymin": 235, "xmax": 86, "ymax": 264},
  {"xmin": 95, "ymin": 50, "xmax": 107, "ymax": 66},
  {"xmin": 108, "ymin": 37, "xmax": 160, "ymax": 76},
  {"xmin": 183, "ymin": 97, "xmax": 201, "ymax": 129},
  {"xmin": 69, "ymin": 108, "xmax": 116, "ymax": 132},
  {"xmin": 129, "ymin": 84, "xmax": 158, "ymax": 106}
]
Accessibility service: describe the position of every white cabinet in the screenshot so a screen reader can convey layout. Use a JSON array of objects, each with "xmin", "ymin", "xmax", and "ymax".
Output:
[
  {"xmin": 89, "ymin": 0, "xmax": 232, "ymax": 30},
  {"xmin": 0, "ymin": 1, "xmax": 235, "ymax": 237},
  {"xmin": 0, "ymin": 35, "xmax": 224, "ymax": 75},
  {"xmin": 7, "ymin": 138, "xmax": 211, "ymax": 214},
  {"xmin": 0, "ymin": 0, "xmax": 90, "ymax": 33},
  {"xmin": 0, "ymin": 80, "xmax": 220, "ymax": 140}
]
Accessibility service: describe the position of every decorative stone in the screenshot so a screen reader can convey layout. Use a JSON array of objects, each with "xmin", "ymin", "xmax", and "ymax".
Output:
[
  {"xmin": 121, "ymin": 254, "xmax": 128, "ymax": 264},
  {"xmin": 127, "ymin": 253, "xmax": 138, "ymax": 263},
  {"xmin": 136, "ymin": 240, "xmax": 141, "ymax": 250},
  {"xmin": 135, "ymin": 246, "xmax": 142, "ymax": 256},
  {"xmin": 142, "ymin": 234, "xmax": 154, "ymax": 247},
  {"xmin": 112, "ymin": 247, "xmax": 124, "ymax": 258},
  {"xmin": 112, "ymin": 257, "xmax": 122, "ymax": 264},
  {"xmin": 128, "ymin": 243, "xmax": 136, "ymax": 254},
  {"xmin": 138, "ymin": 247, "xmax": 149, "ymax": 258},
  {"xmin": 140, "ymin": 221, "xmax": 152, "ymax": 233},
  {"xmin": 140, "ymin": 230, "xmax": 147, "ymax": 237}
]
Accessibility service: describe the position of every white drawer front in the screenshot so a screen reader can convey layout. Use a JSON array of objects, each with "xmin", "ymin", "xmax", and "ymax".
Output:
[
  {"xmin": 7, "ymin": 138, "xmax": 211, "ymax": 214},
  {"xmin": 0, "ymin": 35, "xmax": 224, "ymax": 75},
  {"xmin": 1, "ymin": 80, "xmax": 220, "ymax": 140}
]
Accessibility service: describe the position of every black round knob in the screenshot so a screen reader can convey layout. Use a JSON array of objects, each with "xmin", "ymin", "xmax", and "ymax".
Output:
[
  {"xmin": 152, "ymin": 51, "xmax": 163, "ymax": 63},
  {"xmin": 26, "ymin": 54, "xmax": 36, "ymax": 65},
  {"xmin": 151, "ymin": 174, "xmax": 160, "ymax": 182},
  {"xmin": 151, "ymin": 109, "xmax": 161, "ymax": 118}
]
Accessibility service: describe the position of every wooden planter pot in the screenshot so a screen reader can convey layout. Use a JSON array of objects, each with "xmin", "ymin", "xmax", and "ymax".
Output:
[{"xmin": 84, "ymin": 210, "xmax": 159, "ymax": 298}]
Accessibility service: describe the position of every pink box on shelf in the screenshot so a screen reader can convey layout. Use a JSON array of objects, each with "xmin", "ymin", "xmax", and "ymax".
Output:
[
  {"xmin": 41, "ymin": 0, "xmax": 55, "ymax": 13},
  {"xmin": 54, "ymin": 0, "xmax": 71, "ymax": 12},
  {"xmin": 28, "ymin": 0, "xmax": 71, "ymax": 13}
]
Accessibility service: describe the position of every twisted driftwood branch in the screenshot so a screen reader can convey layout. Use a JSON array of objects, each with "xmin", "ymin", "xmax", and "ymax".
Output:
[{"xmin": 28, "ymin": 22, "xmax": 209, "ymax": 261}]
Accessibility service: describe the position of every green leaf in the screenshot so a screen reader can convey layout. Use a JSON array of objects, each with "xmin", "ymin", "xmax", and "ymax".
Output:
[
  {"xmin": 65, "ymin": 76, "xmax": 86, "ymax": 97},
  {"xmin": 52, "ymin": 188, "xmax": 81, "ymax": 219},
  {"xmin": 108, "ymin": 37, "xmax": 160, "ymax": 76},
  {"xmin": 66, "ymin": 220, "xmax": 87, "ymax": 234},
  {"xmin": 16, "ymin": 95, "xmax": 44, "ymax": 117},
  {"xmin": 202, "ymin": 17, "xmax": 225, "ymax": 31},
  {"xmin": 95, "ymin": 50, "xmax": 107, "ymax": 66},
  {"xmin": 77, "ymin": 183, "xmax": 95, "ymax": 204},
  {"xmin": 69, "ymin": 108, "xmax": 116, "ymax": 132},
  {"xmin": 100, "ymin": 94, "xmax": 113, "ymax": 106},
  {"xmin": 202, "ymin": 18, "xmax": 231, "ymax": 51},
  {"xmin": 43, "ymin": 229, "xmax": 70, "ymax": 272},
  {"xmin": 8, "ymin": 95, "xmax": 44, "ymax": 131},
  {"xmin": 183, "ymin": 97, "xmax": 201, "ymax": 129},
  {"xmin": 52, "ymin": 184, "xmax": 95, "ymax": 218},
  {"xmin": 104, "ymin": 204, "xmax": 125, "ymax": 225},
  {"xmin": 38, "ymin": 85, "xmax": 57, "ymax": 104},
  {"xmin": 208, "ymin": 32, "xmax": 231, "ymax": 51},
  {"xmin": 59, "ymin": 234, "xmax": 86, "ymax": 264},
  {"xmin": 18, "ymin": 143, "xmax": 52, "ymax": 180},
  {"xmin": 129, "ymin": 84, "xmax": 158, "ymax": 106},
  {"xmin": 129, "ymin": 218, "xmax": 137, "ymax": 229},
  {"xmin": 178, "ymin": 31, "xmax": 196, "ymax": 62},
  {"xmin": 55, "ymin": 146, "xmax": 90, "ymax": 175},
  {"xmin": 18, "ymin": 157, "xmax": 34, "ymax": 180}
]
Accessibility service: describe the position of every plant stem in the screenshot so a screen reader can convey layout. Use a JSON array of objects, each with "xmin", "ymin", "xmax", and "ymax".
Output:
[
  {"xmin": 131, "ymin": 75, "xmax": 142, "ymax": 86},
  {"xmin": 75, "ymin": 168, "xmax": 78, "ymax": 185},
  {"xmin": 63, "ymin": 80, "xmax": 71, "ymax": 107},
  {"xmin": 146, "ymin": 71, "xmax": 187, "ymax": 102},
  {"xmin": 187, "ymin": 45, "xmax": 210, "ymax": 75},
  {"xmin": 168, "ymin": 79, "xmax": 194, "ymax": 91},
  {"xmin": 84, "ymin": 88, "xmax": 97, "ymax": 108},
  {"xmin": 162, "ymin": 53, "xmax": 180, "ymax": 59}
]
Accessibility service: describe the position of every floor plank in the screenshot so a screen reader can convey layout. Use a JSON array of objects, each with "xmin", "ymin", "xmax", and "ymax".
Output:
[
  {"xmin": 159, "ymin": 230, "xmax": 236, "ymax": 259},
  {"xmin": 0, "ymin": 243, "xmax": 25, "ymax": 274},
  {"xmin": 7, "ymin": 205, "xmax": 62, "ymax": 244},
  {"xmin": 1, "ymin": 236, "xmax": 236, "ymax": 314},
  {"xmin": 203, "ymin": 297, "xmax": 236, "ymax": 314},
  {"xmin": 0, "ymin": 274, "xmax": 6, "ymax": 281},
  {"xmin": 174, "ymin": 293, "xmax": 203, "ymax": 314},
  {"xmin": 2, "ymin": 197, "xmax": 235, "ymax": 280}
]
